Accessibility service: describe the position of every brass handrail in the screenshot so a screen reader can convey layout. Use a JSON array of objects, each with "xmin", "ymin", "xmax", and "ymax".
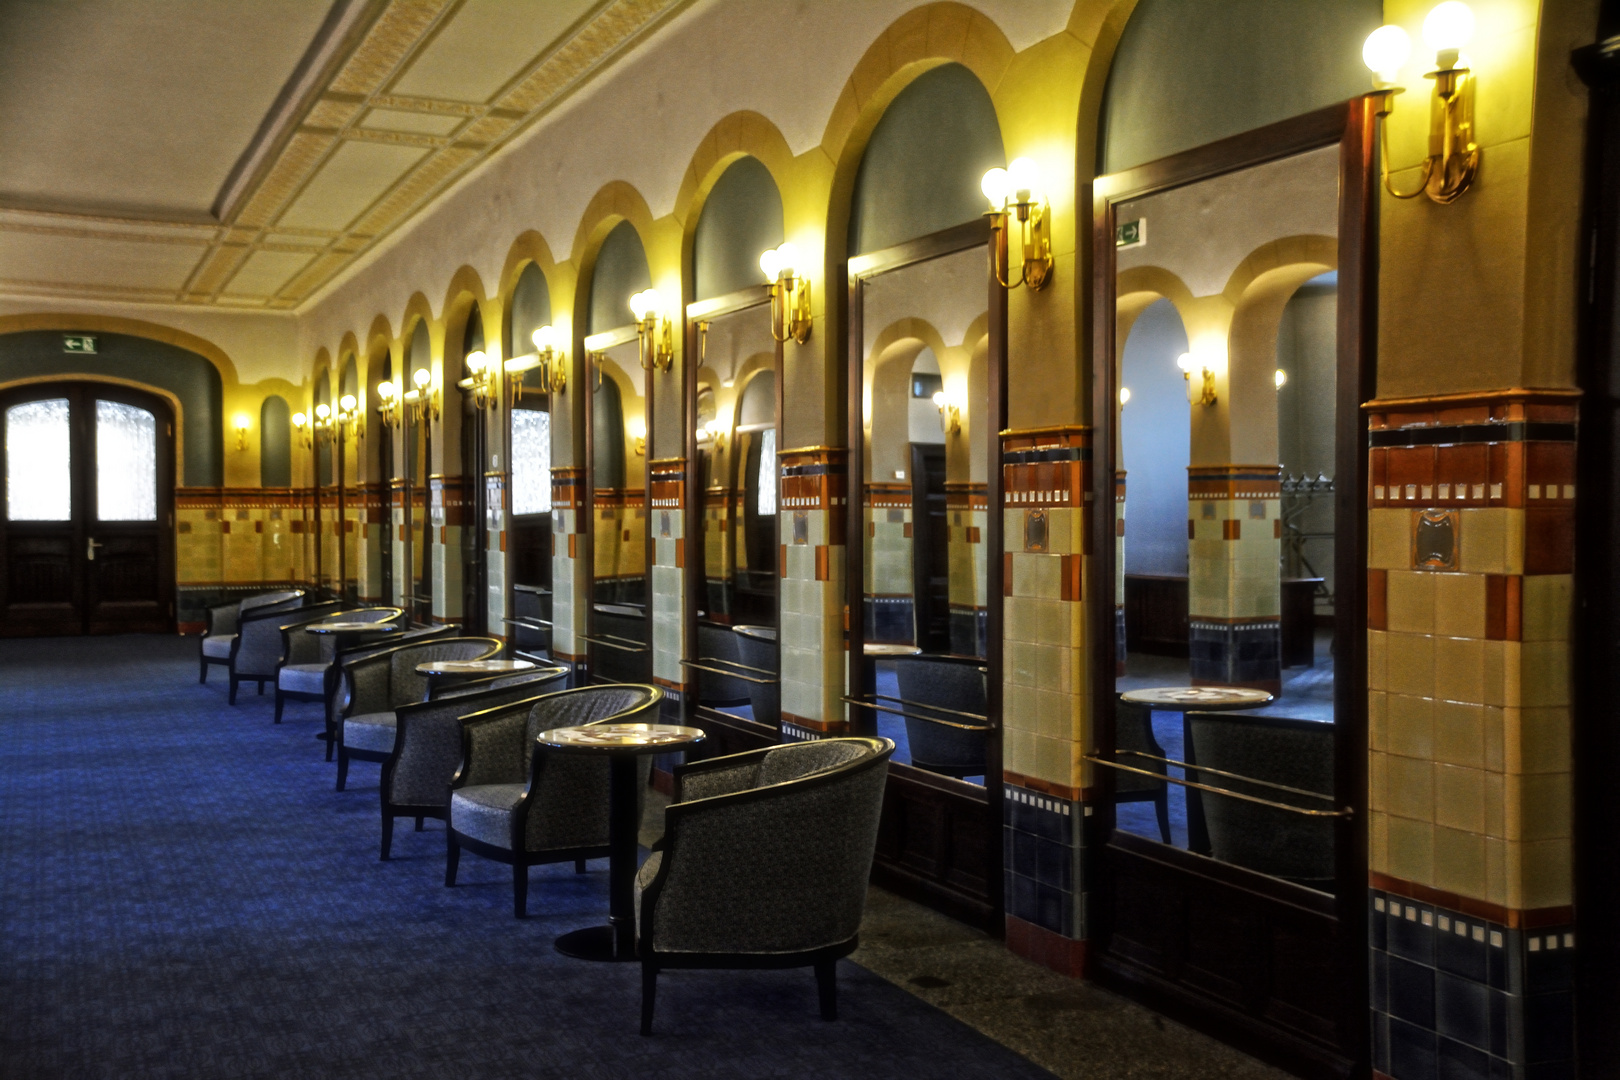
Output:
[
  {"xmin": 679, "ymin": 659, "xmax": 777, "ymax": 686},
  {"xmin": 503, "ymin": 616, "xmax": 553, "ymax": 630},
  {"xmin": 1085, "ymin": 756, "xmax": 1352, "ymax": 818},
  {"xmin": 874, "ymin": 693, "xmax": 990, "ymax": 723},
  {"xmin": 578, "ymin": 633, "xmax": 649, "ymax": 654},
  {"xmin": 1115, "ymin": 749, "xmax": 1336, "ymax": 803},
  {"xmin": 841, "ymin": 695, "xmax": 993, "ymax": 732}
]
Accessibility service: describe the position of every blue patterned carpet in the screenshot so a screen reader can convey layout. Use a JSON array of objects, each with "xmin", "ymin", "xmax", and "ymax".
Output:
[{"xmin": 0, "ymin": 635, "xmax": 1054, "ymax": 1080}]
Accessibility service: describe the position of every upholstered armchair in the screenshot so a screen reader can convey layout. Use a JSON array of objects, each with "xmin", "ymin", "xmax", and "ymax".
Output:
[
  {"xmin": 226, "ymin": 600, "xmax": 343, "ymax": 704},
  {"xmin": 378, "ymin": 665, "xmax": 569, "ymax": 859},
  {"xmin": 199, "ymin": 589, "xmax": 304, "ymax": 684},
  {"xmin": 445, "ymin": 684, "xmax": 662, "ymax": 918},
  {"xmin": 321, "ymin": 624, "xmax": 457, "ymax": 754},
  {"xmin": 891, "ymin": 654, "xmax": 991, "ymax": 778},
  {"xmin": 733, "ymin": 625, "xmax": 779, "ymax": 726},
  {"xmin": 1115, "ymin": 700, "xmax": 1172, "ymax": 844},
  {"xmin": 334, "ymin": 637, "xmax": 501, "ymax": 790},
  {"xmin": 634, "ymin": 737, "xmax": 893, "ymax": 1035},
  {"xmin": 272, "ymin": 607, "xmax": 404, "ymax": 722}
]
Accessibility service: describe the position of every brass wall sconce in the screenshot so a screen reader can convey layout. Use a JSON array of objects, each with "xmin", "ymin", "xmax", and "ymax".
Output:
[
  {"xmin": 292, "ymin": 410, "xmax": 313, "ymax": 448},
  {"xmin": 337, "ymin": 393, "xmax": 362, "ymax": 438},
  {"xmin": 759, "ymin": 243, "xmax": 812, "ymax": 343},
  {"xmin": 629, "ymin": 418, "xmax": 647, "ymax": 457},
  {"xmin": 1177, "ymin": 353, "xmax": 1218, "ymax": 407},
  {"xmin": 1118, "ymin": 387, "xmax": 1131, "ymax": 407},
  {"xmin": 233, "ymin": 413, "xmax": 250, "ymax": 451},
  {"xmin": 1362, "ymin": 2, "xmax": 1479, "ymax": 204},
  {"xmin": 503, "ymin": 325, "xmax": 567, "ymax": 402},
  {"xmin": 457, "ymin": 349, "xmax": 499, "ymax": 411},
  {"xmin": 629, "ymin": 290, "xmax": 674, "ymax": 372},
  {"xmin": 931, "ymin": 391, "xmax": 961, "ymax": 435},
  {"xmin": 981, "ymin": 158, "xmax": 1053, "ymax": 290},
  {"xmin": 703, "ymin": 418, "xmax": 727, "ymax": 452},
  {"xmin": 402, "ymin": 368, "xmax": 440, "ymax": 422},
  {"xmin": 376, "ymin": 380, "xmax": 403, "ymax": 429}
]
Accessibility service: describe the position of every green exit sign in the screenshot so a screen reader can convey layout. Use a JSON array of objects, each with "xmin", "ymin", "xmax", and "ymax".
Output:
[
  {"xmin": 62, "ymin": 334, "xmax": 97, "ymax": 354},
  {"xmin": 1115, "ymin": 219, "xmax": 1144, "ymax": 249}
]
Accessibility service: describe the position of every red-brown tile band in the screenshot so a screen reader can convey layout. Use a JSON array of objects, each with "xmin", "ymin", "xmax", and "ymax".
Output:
[{"xmin": 1368, "ymin": 570, "xmax": 1388, "ymax": 630}]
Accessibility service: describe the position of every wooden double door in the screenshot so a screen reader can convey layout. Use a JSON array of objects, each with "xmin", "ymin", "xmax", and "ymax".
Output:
[{"xmin": 0, "ymin": 382, "xmax": 175, "ymax": 636}]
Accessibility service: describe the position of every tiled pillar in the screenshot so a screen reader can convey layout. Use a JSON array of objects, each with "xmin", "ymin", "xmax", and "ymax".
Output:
[
  {"xmin": 1187, "ymin": 464, "xmax": 1282, "ymax": 693},
  {"xmin": 945, "ymin": 481, "xmax": 987, "ymax": 656},
  {"xmin": 778, "ymin": 446, "xmax": 847, "ymax": 741},
  {"xmin": 1365, "ymin": 390, "xmax": 1576, "ymax": 1080},
  {"xmin": 358, "ymin": 481, "xmax": 385, "ymax": 603},
  {"xmin": 484, "ymin": 472, "xmax": 506, "ymax": 640},
  {"xmin": 864, "ymin": 481, "xmax": 913, "ymax": 645},
  {"xmin": 999, "ymin": 425, "xmax": 1091, "ymax": 976},
  {"xmin": 649, "ymin": 459, "xmax": 688, "ymax": 720},
  {"xmin": 430, "ymin": 475, "xmax": 467, "ymax": 624},
  {"xmin": 389, "ymin": 478, "xmax": 408, "ymax": 608},
  {"xmin": 701, "ymin": 482, "xmax": 733, "ymax": 621},
  {"xmin": 549, "ymin": 466, "xmax": 586, "ymax": 671}
]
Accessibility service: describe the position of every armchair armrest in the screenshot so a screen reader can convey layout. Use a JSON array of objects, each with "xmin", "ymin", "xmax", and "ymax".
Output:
[
  {"xmin": 340, "ymin": 650, "xmax": 394, "ymax": 719},
  {"xmin": 450, "ymin": 708, "xmax": 530, "ymax": 789},
  {"xmin": 672, "ymin": 752, "xmax": 766, "ymax": 803},
  {"xmin": 205, "ymin": 602, "xmax": 239, "ymax": 638},
  {"xmin": 280, "ymin": 623, "xmax": 327, "ymax": 667}
]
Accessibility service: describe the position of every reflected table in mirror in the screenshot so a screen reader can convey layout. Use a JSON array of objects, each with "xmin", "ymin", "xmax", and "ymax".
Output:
[
  {"xmin": 864, "ymin": 643, "xmax": 922, "ymax": 657},
  {"xmin": 414, "ymin": 658, "xmax": 534, "ymax": 698},
  {"xmin": 541, "ymin": 723, "xmax": 706, "ymax": 962},
  {"xmin": 1119, "ymin": 686, "xmax": 1274, "ymax": 711},
  {"xmin": 304, "ymin": 620, "xmax": 402, "ymax": 656}
]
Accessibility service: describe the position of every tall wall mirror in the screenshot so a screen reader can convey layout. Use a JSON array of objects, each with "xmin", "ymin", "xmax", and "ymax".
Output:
[
  {"xmin": 681, "ymin": 154, "xmax": 785, "ymax": 753},
  {"xmin": 504, "ymin": 262, "xmax": 555, "ymax": 664},
  {"xmin": 580, "ymin": 221, "xmax": 653, "ymax": 685},
  {"xmin": 1089, "ymin": 102, "xmax": 1375, "ymax": 1071},
  {"xmin": 402, "ymin": 320, "xmax": 432, "ymax": 624},
  {"xmin": 841, "ymin": 61, "xmax": 1007, "ymax": 929}
]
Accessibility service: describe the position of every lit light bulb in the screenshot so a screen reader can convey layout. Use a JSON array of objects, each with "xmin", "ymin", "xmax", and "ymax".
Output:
[
  {"xmin": 629, "ymin": 290, "xmax": 654, "ymax": 322},
  {"xmin": 629, "ymin": 418, "xmax": 647, "ymax": 440},
  {"xmin": 1423, "ymin": 1, "xmax": 1474, "ymax": 65},
  {"xmin": 377, "ymin": 381, "xmax": 396, "ymax": 402},
  {"xmin": 932, "ymin": 390, "xmax": 947, "ymax": 409},
  {"xmin": 1118, "ymin": 387, "xmax": 1131, "ymax": 406},
  {"xmin": 759, "ymin": 247, "xmax": 781, "ymax": 281},
  {"xmin": 466, "ymin": 351, "xmax": 486, "ymax": 374},
  {"xmin": 1275, "ymin": 369, "xmax": 1288, "ymax": 389},
  {"xmin": 1007, "ymin": 157, "xmax": 1039, "ymax": 202},
  {"xmin": 315, "ymin": 403, "xmax": 330, "ymax": 421},
  {"xmin": 412, "ymin": 368, "xmax": 430, "ymax": 390},
  {"xmin": 1175, "ymin": 353, "xmax": 1194, "ymax": 374},
  {"xmin": 292, "ymin": 411, "xmax": 307, "ymax": 428},
  {"xmin": 532, "ymin": 325, "xmax": 555, "ymax": 352},
  {"xmin": 339, "ymin": 394, "xmax": 357, "ymax": 412},
  {"xmin": 980, "ymin": 167, "xmax": 1009, "ymax": 210},
  {"xmin": 234, "ymin": 413, "xmax": 250, "ymax": 431},
  {"xmin": 1362, "ymin": 24, "xmax": 1411, "ymax": 85},
  {"xmin": 774, "ymin": 243, "xmax": 799, "ymax": 279}
]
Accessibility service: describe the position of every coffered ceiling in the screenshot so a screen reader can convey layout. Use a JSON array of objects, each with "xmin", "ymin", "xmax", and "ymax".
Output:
[{"xmin": 0, "ymin": 0, "xmax": 688, "ymax": 311}]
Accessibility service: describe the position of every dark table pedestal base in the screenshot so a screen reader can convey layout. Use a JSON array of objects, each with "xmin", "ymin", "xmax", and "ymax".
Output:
[{"xmin": 555, "ymin": 923, "xmax": 634, "ymax": 962}]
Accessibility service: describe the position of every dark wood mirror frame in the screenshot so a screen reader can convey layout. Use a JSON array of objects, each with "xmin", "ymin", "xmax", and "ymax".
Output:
[
  {"xmin": 681, "ymin": 284, "xmax": 783, "ymax": 753},
  {"xmin": 844, "ymin": 215, "xmax": 1008, "ymax": 930},
  {"xmin": 1086, "ymin": 97, "xmax": 1379, "ymax": 1078}
]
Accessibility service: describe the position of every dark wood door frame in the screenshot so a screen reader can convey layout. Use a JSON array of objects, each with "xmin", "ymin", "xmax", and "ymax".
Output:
[
  {"xmin": 0, "ymin": 380, "xmax": 176, "ymax": 636},
  {"xmin": 1088, "ymin": 99, "xmax": 1377, "ymax": 1077},
  {"xmin": 846, "ymin": 216, "xmax": 1007, "ymax": 932}
]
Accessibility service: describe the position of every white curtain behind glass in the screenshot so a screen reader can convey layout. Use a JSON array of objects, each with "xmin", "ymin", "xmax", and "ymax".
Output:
[
  {"xmin": 96, "ymin": 401, "xmax": 157, "ymax": 521},
  {"xmin": 757, "ymin": 427, "xmax": 776, "ymax": 516},
  {"xmin": 6, "ymin": 399, "xmax": 71, "ymax": 521},
  {"xmin": 511, "ymin": 409, "xmax": 551, "ymax": 516}
]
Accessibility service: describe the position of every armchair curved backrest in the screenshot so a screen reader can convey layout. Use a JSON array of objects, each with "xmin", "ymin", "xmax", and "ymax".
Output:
[
  {"xmin": 733, "ymin": 625, "xmax": 779, "ymax": 725},
  {"xmin": 279, "ymin": 606, "xmax": 406, "ymax": 669},
  {"xmin": 344, "ymin": 637, "xmax": 501, "ymax": 716},
  {"xmin": 232, "ymin": 600, "xmax": 344, "ymax": 682},
  {"xmin": 431, "ymin": 663, "xmax": 568, "ymax": 701},
  {"xmin": 641, "ymin": 737, "xmax": 893, "ymax": 957},
  {"xmin": 694, "ymin": 624, "xmax": 751, "ymax": 707},
  {"xmin": 891, "ymin": 654, "xmax": 989, "ymax": 777},
  {"xmin": 241, "ymin": 589, "xmax": 305, "ymax": 615}
]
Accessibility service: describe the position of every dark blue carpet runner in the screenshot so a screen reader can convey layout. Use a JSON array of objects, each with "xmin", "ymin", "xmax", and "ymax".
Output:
[{"xmin": 0, "ymin": 635, "xmax": 1053, "ymax": 1079}]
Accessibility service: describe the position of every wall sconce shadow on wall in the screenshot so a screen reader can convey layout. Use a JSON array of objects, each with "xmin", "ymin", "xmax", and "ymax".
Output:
[
  {"xmin": 981, "ymin": 157, "xmax": 1053, "ymax": 290},
  {"xmin": 1362, "ymin": 1, "xmax": 1479, "ymax": 204},
  {"xmin": 760, "ymin": 244, "xmax": 812, "ymax": 343}
]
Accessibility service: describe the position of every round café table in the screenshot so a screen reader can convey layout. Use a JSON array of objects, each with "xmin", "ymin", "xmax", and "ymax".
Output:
[
  {"xmin": 1119, "ymin": 686, "xmax": 1274, "ymax": 711},
  {"xmin": 864, "ymin": 643, "xmax": 921, "ymax": 657},
  {"xmin": 542, "ymin": 722, "xmax": 705, "ymax": 962},
  {"xmin": 304, "ymin": 619, "xmax": 402, "ymax": 657},
  {"xmin": 414, "ymin": 658, "xmax": 535, "ymax": 699}
]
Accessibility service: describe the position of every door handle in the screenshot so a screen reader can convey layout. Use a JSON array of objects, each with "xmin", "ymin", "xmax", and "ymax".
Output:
[{"xmin": 87, "ymin": 538, "xmax": 104, "ymax": 561}]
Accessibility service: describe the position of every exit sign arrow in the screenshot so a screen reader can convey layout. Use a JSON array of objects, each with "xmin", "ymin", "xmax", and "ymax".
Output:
[{"xmin": 62, "ymin": 334, "xmax": 97, "ymax": 354}]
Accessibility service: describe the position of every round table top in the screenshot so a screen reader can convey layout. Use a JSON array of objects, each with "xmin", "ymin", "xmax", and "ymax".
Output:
[
  {"xmin": 536, "ymin": 723, "xmax": 705, "ymax": 754},
  {"xmin": 307, "ymin": 621, "xmax": 401, "ymax": 634},
  {"xmin": 734, "ymin": 624, "xmax": 777, "ymax": 642},
  {"xmin": 415, "ymin": 659, "xmax": 536, "ymax": 676},
  {"xmin": 864, "ymin": 643, "xmax": 922, "ymax": 657},
  {"xmin": 1119, "ymin": 686, "xmax": 1274, "ymax": 710}
]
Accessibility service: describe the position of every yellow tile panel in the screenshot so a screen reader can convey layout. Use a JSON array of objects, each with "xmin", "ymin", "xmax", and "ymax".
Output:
[
  {"xmin": 1432, "ymin": 825, "xmax": 1488, "ymax": 899},
  {"xmin": 1385, "ymin": 632, "xmax": 1435, "ymax": 698},
  {"xmin": 1387, "ymin": 693, "xmax": 1434, "ymax": 759},
  {"xmin": 1432, "ymin": 699, "xmax": 1485, "ymax": 769},
  {"xmin": 1432, "ymin": 572, "xmax": 1487, "ymax": 639},
  {"xmin": 1386, "ymin": 755, "xmax": 1435, "ymax": 823},
  {"xmin": 1521, "ymin": 574, "xmax": 1572, "ymax": 643},
  {"xmin": 1386, "ymin": 570, "xmax": 1437, "ymax": 634},
  {"xmin": 1434, "ymin": 764, "xmax": 1485, "ymax": 834}
]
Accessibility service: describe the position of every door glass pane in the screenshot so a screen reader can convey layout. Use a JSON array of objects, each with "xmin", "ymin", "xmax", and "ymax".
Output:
[
  {"xmin": 756, "ymin": 426, "xmax": 776, "ymax": 517},
  {"xmin": 6, "ymin": 398, "xmax": 71, "ymax": 521},
  {"xmin": 511, "ymin": 408, "xmax": 551, "ymax": 516},
  {"xmin": 96, "ymin": 400, "xmax": 157, "ymax": 521}
]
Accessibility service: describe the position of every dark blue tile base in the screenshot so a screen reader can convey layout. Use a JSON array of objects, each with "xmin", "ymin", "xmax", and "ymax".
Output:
[
  {"xmin": 1003, "ymin": 784, "xmax": 1084, "ymax": 940},
  {"xmin": 1188, "ymin": 619, "xmax": 1279, "ymax": 686},
  {"xmin": 1369, "ymin": 890, "xmax": 1574, "ymax": 1080},
  {"xmin": 864, "ymin": 597, "xmax": 914, "ymax": 644},
  {"xmin": 948, "ymin": 607, "xmax": 988, "ymax": 658}
]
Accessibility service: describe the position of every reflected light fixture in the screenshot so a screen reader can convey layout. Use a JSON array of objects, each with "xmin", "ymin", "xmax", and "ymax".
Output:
[
  {"xmin": 1362, "ymin": 2, "xmax": 1479, "ymax": 204},
  {"xmin": 981, "ymin": 157, "xmax": 1053, "ymax": 290},
  {"xmin": 629, "ymin": 417, "xmax": 647, "ymax": 457},
  {"xmin": 457, "ymin": 349, "xmax": 499, "ymax": 411},
  {"xmin": 1275, "ymin": 369, "xmax": 1288, "ymax": 389},
  {"xmin": 292, "ymin": 410, "xmax": 312, "ymax": 448},
  {"xmin": 759, "ymin": 243, "xmax": 812, "ymax": 343},
  {"xmin": 703, "ymin": 418, "xmax": 727, "ymax": 452},
  {"xmin": 233, "ymin": 413, "xmax": 251, "ymax": 451},
  {"xmin": 504, "ymin": 325, "xmax": 567, "ymax": 399},
  {"xmin": 629, "ymin": 290, "xmax": 674, "ymax": 372},
  {"xmin": 376, "ymin": 380, "xmax": 403, "ymax": 429},
  {"xmin": 337, "ymin": 392, "xmax": 363, "ymax": 438},
  {"xmin": 1177, "ymin": 352, "xmax": 1217, "ymax": 407},
  {"xmin": 1118, "ymin": 387, "xmax": 1131, "ymax": 407},
  {"xmin": 931, "ymin": 390, "xmax": 961, "ymax": 435},
  {"xmin": 403, "ymin": 367, "xmax": 440, "ymax": 421}
]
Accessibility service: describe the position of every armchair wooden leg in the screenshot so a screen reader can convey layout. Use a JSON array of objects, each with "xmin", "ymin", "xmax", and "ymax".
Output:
[
  {"xmin": 336, "ymin": 747, "xmax": 350, "ymax": 792},
  {"xmin": 324, "ymin": 722, "xmax": 336, "ymax": 761},
  {"xmin": 575, "ymin": 857, "xmax": 586, "ymax": 873},
  {"xmin": 228, "ymin": 675, "xmax": 239, "ymax": 705},
  {"xmin": 1155, "ymin": 789, "xmax": 1171, "ymax": 845},
  {"xmin": 274, "ymin": 690, "xmax": 285, "ymax": 724},
  {"xmin": 381, "ymin": 813, "xmax": 394, "ymax": 861},
  {"xmin": 815, "ymin": 959, "xmax": 838, "ymax": 1021},
  {"xmin": 513, "ymin": 862, "xmax": 528, "ymax": 919},
  {"xmin": 415, "ymin": 816, "xmax": 424, "ymax": 831},
  {"xmin": 640, "ymin": 963, "xmax": 658, "ymax": 1036},
  {"xmin": 199, "ymin": 659, "xmax": 208, "ymax": 683},
  {"xmin": 445, "ymin": 833, "xmax": 460, "ymax": 886},
  {"xmin": 257, "ymin": 681, "xmax": 265, "ymax": 695}
]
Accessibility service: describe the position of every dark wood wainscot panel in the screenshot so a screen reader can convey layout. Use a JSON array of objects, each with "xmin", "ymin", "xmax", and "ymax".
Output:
[
  {"xmin": 691, "ymin": 708, "xmax": 778, "ymax": 759},
  {"xmin": 1094, "ymin": 832, "xmax": 1353, "ymax": 1080},
  {"xmin": 872, "ymin": 764, "xmax": 998, "ymax": 932},
  {"xmin": 1124, "ymin": 574, "xmax": 1189, "ymax": 657}
]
